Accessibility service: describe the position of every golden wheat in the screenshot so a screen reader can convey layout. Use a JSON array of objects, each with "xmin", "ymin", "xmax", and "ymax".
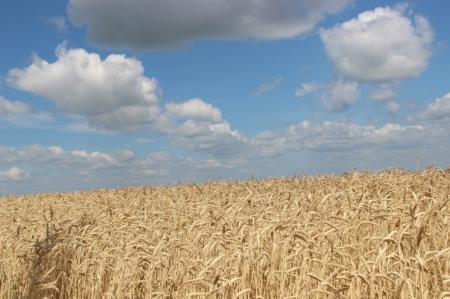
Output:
[{"xmin": 0, "ymin": 167, "xmax": 449, "ymax": 298}]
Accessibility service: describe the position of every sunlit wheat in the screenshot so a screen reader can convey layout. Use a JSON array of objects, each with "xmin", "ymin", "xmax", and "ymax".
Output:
[{"xmin": 0, "ymin": 167, "xmax": 449, "ymax": 298}]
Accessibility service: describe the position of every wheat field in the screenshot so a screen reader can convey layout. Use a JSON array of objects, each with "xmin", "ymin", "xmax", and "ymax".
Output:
[{"xmin": 0, "ymin": 168, "xmax": 449, "ymax": 299}]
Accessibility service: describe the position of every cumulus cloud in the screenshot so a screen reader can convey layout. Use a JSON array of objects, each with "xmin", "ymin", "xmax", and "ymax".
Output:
[
  {"xmin": 0, "ymin": 167, "xmax": 28, "ymax": 182},
  {"xmin": 320, "ymin": 6, "xmax": 433, "ymax": 82},
  {"xmin": 323, "ymin": 79, "xmax": 359, "ymax": 112},
  {"xmin": 370, "ymin": 84, "xmax": 397, "ymax": 102},
  {"xmin": 150, "ymin": 98, "xmax": 244, "ymax": 157},
  {"xmin": 413, "ymin": 92, "xmax": 450, "ymax": 122},
  {"xmin": 8, "ymin": 46, "xmax": 160, "ymax": 131},
  {"xmin": 68, "ymin": 0, "xmax": 352, "ymax": 49},
  {"xmin": 386, "ymin": 102, "xmax": 401, "ymax": 113},
  {"xmin": 255, "ymin": 78, "xmax": 283, "ymax": 96},
  {"xmin": 295, "ymin": 82, "xmax": 320, "ymax": 97},
  {"xmin": 7, "ymin": 46, "xmax": 244, "ymax": 157}
]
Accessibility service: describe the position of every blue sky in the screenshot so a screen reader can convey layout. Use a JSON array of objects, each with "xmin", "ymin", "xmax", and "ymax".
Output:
[{"xmin": 1, "ymin": 0, "xmax": 449, "ymax": 195}]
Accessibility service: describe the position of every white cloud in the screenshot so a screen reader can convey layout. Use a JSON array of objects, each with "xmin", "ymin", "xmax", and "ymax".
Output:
[
  {"xmin": 0, "ymin": 145, "xmax": 147, "ymax": 193},
  {"xmin": 8, "ymin": 46, "xmax": 160, "ymax": 131},
  {"xmin": 255, "ymin": 78, "xmax": 283, "ymax": 96},
  {"xmin": 295, "ymin": 82, "xmax": 320, "ymax": 97},
  {"xmin": 7, "ymin": 46, "xmax": 244, "ymax": 157},
  {"xmin": 0, "ymin": 144, "xmax": 243, "ymax": 195},
  {"xmin": 165, "ymin": 98, "xmax": 222, "ymax": 123},
  {"xmin": 0, "ymin": 144, "xmax": 134, "ymax": 170},
  {"xmin": 252, "ymin": 120, "xmax": 426, "ymax": 157},
  {"xmin": 157, "ymin": 98, "xmax": 246, "ymax": 157},
  {"xmin": 386, "ymin": 102, "xmax": 401, "ymax": 113},
  {"xmin": 68, "ymin": 0, "xmax": 352, "ymax": 49},
  {"xmin": 0, "ymin": 96, "xmax": 54, "ymax": 128},
  {"xmin": 0, "ymin": 96, "xmax": 33, "ymax": 114},
  {"xmin": 198, "ymin": 159, "xmax": 230, "ymax": 170},
  {"xmin": 320, "ymin": 6, "xmax": 433, "ymax": 82},
  {"xmin": 0, "ymin": 167, "xmax": 28, "ymax": 182},
  {"xmin": 370, "ymin": 84, "xmax": 397, "ymax": 102},
  {"xmin": 2, "ymin": 115, "xmax": 450, "ymax": 195},
  {"xmin": 413, "ymin": 92, "xmax": 450, "ymax": 122},
  {"xmin": 161, "ymin": 119, "xmax": 246, "ymax": 157},
  {"xmin": 323, "ymin": 79, "xmax": 359, "ymax": 112}
]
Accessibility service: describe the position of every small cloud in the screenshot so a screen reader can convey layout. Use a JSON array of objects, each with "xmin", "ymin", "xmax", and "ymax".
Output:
[
  {"xmin": 254, "ymin": 78, "xmax": 283, "ymax": 96},
  {"xmin": 46, "ymin": 16, "xmax": 68, "ymax": 33},
  {"xmin": 64, "ymin": 121, "xmax": 113, "ymax": 135},
  {"xmin": 412, "ymin": 92, "xmax": 450, "ymax": 122},
  {"xmin": 0, "ymin": 96, "xmax": 34, "ymax": 114},
  {"xmin": 295, "ymin": 82, "xmax": 320, "ymax": 97},
  {"xmin": 386, "ymin": 102, "xmax": 401, "ymax": 113},
  {"xmin": 323, "ymin": 79, "xmax": 359, "ymax": 112},
  {"xmin": 165, "ymin": 98, "xmax": 222, "ymax": 123},
  {"xmin": 196, "ymin": 159, "xmax": 230, "ymax": 170},
  {"xmin": 0, "ymin": 96, "xmax": 54, "ymax": 128},
  {"xmin": 0, "ymin": 167, "xmax": 29, "ymax": 182}
]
